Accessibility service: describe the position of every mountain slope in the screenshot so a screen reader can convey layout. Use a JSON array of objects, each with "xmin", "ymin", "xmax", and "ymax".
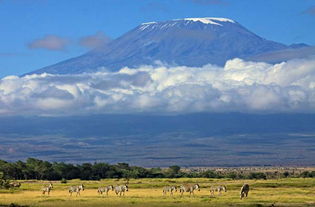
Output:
[
  {"xmin": 30, "ymin": 17, "xmax": 290, "ymax": 75},
  {"xmin": 246, "ymin": 45, "xmax": 315, "ymax": 63}
]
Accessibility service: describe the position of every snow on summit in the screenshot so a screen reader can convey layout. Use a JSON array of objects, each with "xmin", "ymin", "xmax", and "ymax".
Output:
[
  {"xmin": 181, "ymin": 17, "xmax": 235, "ymax": 25},
  {"xmin": 140, "ymin": 17, "xmax": 236, "ymax": 29}
]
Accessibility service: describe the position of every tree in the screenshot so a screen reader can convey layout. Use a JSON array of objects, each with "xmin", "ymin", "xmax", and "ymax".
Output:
[
  {"xmin": 166, "ymin": 165, "xmax": 181, "ymax": 178},
  {"xmin": 80, "ymin": 163, "xmax": 93, "ymax": 180},
  {"xmin": 0, "ymin": 172, "xmax": 11, "ymax": 189}
]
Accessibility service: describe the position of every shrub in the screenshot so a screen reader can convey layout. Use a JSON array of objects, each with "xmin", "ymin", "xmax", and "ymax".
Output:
[{"xmin": 60, "ymin": 178, "xmax": 67, "ymax": 183}]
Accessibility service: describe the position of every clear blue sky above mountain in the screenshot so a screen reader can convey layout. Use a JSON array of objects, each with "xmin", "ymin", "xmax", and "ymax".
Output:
[{"xmin": 0, "ymin": 0, "xmax": 315, "ymax": 77}]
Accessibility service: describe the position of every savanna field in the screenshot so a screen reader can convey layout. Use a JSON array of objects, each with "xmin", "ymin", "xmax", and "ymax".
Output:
[{"xmin": 1, "ymin": 178, "xmax": 315, "ymax": 207}]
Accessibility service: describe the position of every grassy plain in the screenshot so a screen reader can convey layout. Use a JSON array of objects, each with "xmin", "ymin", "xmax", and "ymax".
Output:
[{"xmin": 0, "ymin": 178, "xmax": 315, "ymax": 207}]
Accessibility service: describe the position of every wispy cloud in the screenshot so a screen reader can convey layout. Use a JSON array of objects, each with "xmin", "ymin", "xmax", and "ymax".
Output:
[
  {"xmin": 0, "ymin": 58, "xmax": 315, "ymax": 116},
  {"xmin": 303, "ymin": 5, "xmax": 315, "ymax": 16},
  {"xmin": 28, "ymin": 35, "xmax": 69, "ymax": 51},
  {"xmin": 79, "ymin": 32, "xmax": 111, "ymax": 49}
]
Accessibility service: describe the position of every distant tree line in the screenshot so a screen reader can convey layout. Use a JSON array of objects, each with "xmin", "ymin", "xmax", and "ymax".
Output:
[{"xmin": 0, "ymin": 158, "xmax": 314, "ymax": 181}]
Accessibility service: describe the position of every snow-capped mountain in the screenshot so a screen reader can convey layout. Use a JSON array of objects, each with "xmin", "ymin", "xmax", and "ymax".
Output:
[{"xmin": 29, "ymin": 17, "xmax": 309, "ymax": 75}]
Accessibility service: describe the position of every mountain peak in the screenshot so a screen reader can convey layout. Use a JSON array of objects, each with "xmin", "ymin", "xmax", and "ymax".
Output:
[
  {"xmin": 139, "ymin": 17, "xmax": 236, "ymax": 31},
  {"xmin": 141, "ymin": 17, "xmax": 236, "ymax": 27},
  {"xmin": 178, "ymin": 17, "xmax": 236, "ymax": 25},
  {"xmin": 28, "ymin": 17, "xmax": 294, "ymax": 75}
]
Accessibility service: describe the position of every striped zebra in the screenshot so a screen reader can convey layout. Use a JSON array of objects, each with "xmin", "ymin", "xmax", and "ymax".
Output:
[
  {"xmin": 217, "ymin": 185, "xmax": 227, "ymax": 195},
  {"xmin": 9, "ymin": 182, "xmax": 21, "ymax": 188},
  {"xmin": 240, "ymin": 184, "xmax": 249, "ymax": 199},
  {"xmin": 179, "ymin": 184, "xmax": 200, "ymax": 197},
  {"xmin": 210, "ymin": 185, "xmax": 227, "ymax": 196},
  {"xmin": 209, "ymin": 186, "xmax": 215, "ymax": 197},
  {"xmin": 114, "ymin": 184, "xmax": 128, "ymax": 196},
  {"xmin": 69, "ymin": 184, "xmax": 85, "ymax": 196},
  {"xmin": 42, "ymin": 183, "xmax": 53, "ymax": 195},
  {"xmin": 162, "ymin": 186, "xmax": 177, "ymax": 196},
  {"xmin": 97, "ymin": 185, "xmax": 114, "ymax": 196}
]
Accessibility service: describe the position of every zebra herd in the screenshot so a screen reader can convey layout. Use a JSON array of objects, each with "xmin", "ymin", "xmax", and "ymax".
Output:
[
  {"xmin": 41, "ymin": 182, "xmax": 250, "ymax": 199},
  {"xmin": 41, "ymin": 183, "xmax": 128, "ymax": 197},
  {"xmin": 163, "ymin": 183, "xmax": 249, "ymax": 199},
  {"xmin": 162, "ymin": 184, "xmax": 200, "ymax": 197},
  {"xmin": 43, "ymin": 183, "xmax": 86, "ymax": 196},
  {"xmin": 97, "ymin": 184, "xmax": 129, "ymax": 197}
]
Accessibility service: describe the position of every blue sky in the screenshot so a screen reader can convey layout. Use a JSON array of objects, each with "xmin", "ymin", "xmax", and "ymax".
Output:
[{"xmin": 0, "ymin": 0, "xmax": 315, "ymax": 77}]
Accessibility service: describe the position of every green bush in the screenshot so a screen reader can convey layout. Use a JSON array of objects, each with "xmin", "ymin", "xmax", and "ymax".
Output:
[{"xmin": 60, "ymin": 178, "xmax": 67, "ymax": 183}]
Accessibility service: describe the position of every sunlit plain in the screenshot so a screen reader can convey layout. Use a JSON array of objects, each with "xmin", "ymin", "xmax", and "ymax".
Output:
[{"xmin": 1, "ymin": 178, "xmax": 315, "ymax": 207}]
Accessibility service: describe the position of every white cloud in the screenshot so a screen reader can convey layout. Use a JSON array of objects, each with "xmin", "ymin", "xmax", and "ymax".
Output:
[{"xmin": 0, "ymin": 58, "xmax": 315, "ymax": 116}]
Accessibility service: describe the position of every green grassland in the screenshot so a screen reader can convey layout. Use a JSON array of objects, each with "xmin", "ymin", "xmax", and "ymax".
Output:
[{"xmin": 1, "ymin": 178, "xmax": 315, "ymax": 207}]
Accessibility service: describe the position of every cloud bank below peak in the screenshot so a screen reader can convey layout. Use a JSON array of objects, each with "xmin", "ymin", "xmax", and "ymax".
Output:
[{"xmin": 0, "ymin": 58, "xmax": 315, "ymax": 116}]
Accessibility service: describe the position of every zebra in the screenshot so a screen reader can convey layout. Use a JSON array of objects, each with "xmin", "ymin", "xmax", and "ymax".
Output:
[
  {"xmin": 216, "ymin": 185, "xmax": 227, "ymax": 195},
  {"xmin": 97, "ymin": 185, "xmax": 114, "ymax": 196},
  {"xmin": 69, "ymin": 184, "xmax": 84, "ymax": 196},
  {"xmin": 179, "ymin": 184, "xmax": 200, "ymax": 197},
  {"xmin": 240, "ymin": 183, "xmax": 250, "ymax": 199},
  {"xmin": 162, "ymin": 186, "xmax": 177, "ymax": 196},
  {"xmin": 114, "ymin": 184, "xmax": 128, "ymax": 196},
  {"xmin": 210, "ymin": 185, "xmax": 227, "ymax": 196},
  {"xmin": 42, "ymin": 183, "xmax": 53, "ymax": 195},
  {"xmin": 9, "ymin": 182, "xmax": 21, "ymax": 188},
  {"xmin": 209, "ymin": 186, "xmax": 215, "ymax": 197}
]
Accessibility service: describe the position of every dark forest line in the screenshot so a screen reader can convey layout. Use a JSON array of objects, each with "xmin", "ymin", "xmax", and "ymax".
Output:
[{"xmin": 1, "ymin": 158, "xmax": 315, "ymax": 182}]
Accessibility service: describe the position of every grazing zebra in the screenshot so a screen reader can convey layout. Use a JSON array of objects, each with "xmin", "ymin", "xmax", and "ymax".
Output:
[
  {"xmin": 98, "ymin": 185, "xmax": 114, "ymax": 196},
  {"xmin": 42, "ymin": 183, "xmax": 53, "ymax": 195},
  {"xmin": 217, "ymin": 185, "xmax": 227, "ymax": 195},
  {"xmin": 210, "ymin": 186, "xmax": 215, "ymax": 197},
  {"xmin": 240, "ymin": 184, "xmax": 250, "ymax": 199},
  {"xmin": 162, "ymin": 186, "xmax": 177, "ymax": 196},
  {"xmin": 114, "ymin": 184, "xmax": 128, "ymax": 196},
  {"xmin": 210, "ymin": 185, "xmax": 226, "ymax": 196},
  {"xmin": 9, "ymin": 182, "xmax": 21, "ymax": 188},
  {"xmin": 179, "ymin": 184, "xmax": 200, "ymax": 197},
  {"xmin": 69, "ymin": 184, "xmax": 85, "ymax": 196}
]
